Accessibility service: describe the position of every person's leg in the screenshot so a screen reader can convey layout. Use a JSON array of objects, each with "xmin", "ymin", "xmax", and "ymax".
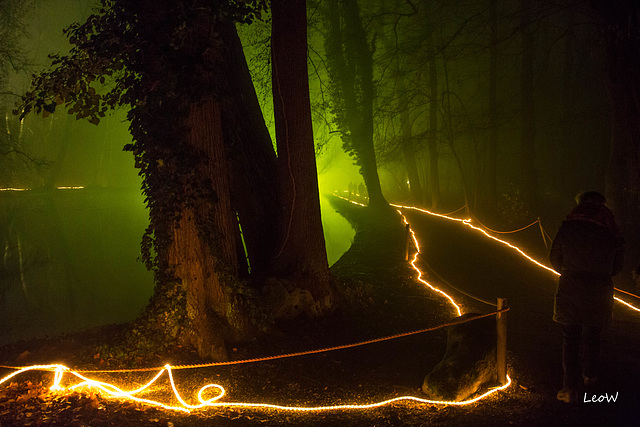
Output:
[
  {"xmin": 562, "ymin": 323, "xmax": 582, "ymax": 390},
  {"xmin": 582, "ymin": 325, "xmax": 602, "ymax": 384}
]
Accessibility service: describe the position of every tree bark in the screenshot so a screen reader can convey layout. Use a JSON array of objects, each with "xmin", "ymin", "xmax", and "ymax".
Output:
[
  {"xmin": 218, "ymin": 21, "xmax": 279, "ymax": 279},
  {"xmin": 271, "ymin": 0, "xmax": 334, "ymax": 308},
  {"xmin": 141, "ymin": 8, "xmax": 261, "ymax": 360},
  {"xmin": 166, "ymin": 98, "xmax": 243, "ymax": 361}
]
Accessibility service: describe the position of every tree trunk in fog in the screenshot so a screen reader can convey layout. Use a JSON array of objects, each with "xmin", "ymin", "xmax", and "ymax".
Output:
[
  {"xmin": 427, "ymin": 33, "xmax": 441, "ymax": 210},
  {"xmin": 486, "ymin": 0, "xmax": 498, "ymax": 212},
  {"xmin": 396, "ymin": 71, "xmax": 423, "ymax": 205},
  {"xmin": 519, "ymin": 0, "xmax": 537, "ymax": 213},
  {"xmin": 270, "ymin": 0, "xmax": 334, "ymax": 308},
  {"xmin": 591, "ymin": 0, "xmax": 640, "ymax": 270},
  {"xmin": 323, "ymin": 0, "xmax": 388, "ymax": 210},
  {"xmin": 44, "ymin": 116, "xmax": 74, "ymax": 189},
  {"xmin": 402, "ymin": 121, "xmax": 423, "ymax": 206}
]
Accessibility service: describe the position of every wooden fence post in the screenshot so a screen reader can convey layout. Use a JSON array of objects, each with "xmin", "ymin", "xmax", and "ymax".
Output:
[{"xmin": 496, "ymin": 297, "xmax": 507, "ymax": 385}]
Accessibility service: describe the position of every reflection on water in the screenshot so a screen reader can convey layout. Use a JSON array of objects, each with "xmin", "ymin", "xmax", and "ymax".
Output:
[
  {"xmin": 0, "ymin": 191, "xmax": 354, "ymax": 345},
  {"xmin": 0, "ymin": 189, "xmax": 154, "ymax": 345},
  {"xmin": 321, "ymin": 195, "xmax": 355, "ymax": 266}
]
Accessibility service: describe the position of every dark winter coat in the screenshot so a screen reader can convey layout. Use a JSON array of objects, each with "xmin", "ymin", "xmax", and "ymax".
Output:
[{"xmin": 550, "ymin": 214, "xmax": 624, "ymax": 326}]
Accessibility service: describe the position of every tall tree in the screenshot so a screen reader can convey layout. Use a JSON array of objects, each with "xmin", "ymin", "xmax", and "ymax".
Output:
[
  {"xmin": 519, "ymin": 0, "xmax": 537, "ymax": 213},
  {"xmin": 270, "ymin": 0, "xmax": 333, "ymax": 308},
  {"xmin": 589, "ymin": 0, "xmax": 640, "ymax": 269},
  {"xmin": 426, "ymin": 30, "xmax": 441, "ymax": 210},
  {"xmin": 322, "ymin": 0, "xmax": 388, "ymax": 210},
  {"xmin": 486, "ymin": 0, "xmax": 498, "ymax": 212},
  {"xmin": 18, "ymin": 0, "xmax": 335, "ymax": 360},
  {"xmin": 1, "ymin": 0, "xmax": 35, "ymax": 183}
]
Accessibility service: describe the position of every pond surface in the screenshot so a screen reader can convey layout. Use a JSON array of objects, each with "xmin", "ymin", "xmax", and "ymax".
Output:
[
  {"xmin": 0, "ymin": 190, "xmax": 354, "ymax": 345},
  {"xmin": 0, "ymin": 189, "xmax": 154, "ymax": 346}
]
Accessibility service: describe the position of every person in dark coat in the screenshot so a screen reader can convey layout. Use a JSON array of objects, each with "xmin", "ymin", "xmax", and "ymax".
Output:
[{"xmin": 550, "ymin": 191, "xmax": 624, "ymax": 403}]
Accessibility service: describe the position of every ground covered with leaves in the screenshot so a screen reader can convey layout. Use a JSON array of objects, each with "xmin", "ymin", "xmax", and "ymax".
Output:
[{"xmin": 1, "ymin": 195, "xmax": 640, "ymax": 425}]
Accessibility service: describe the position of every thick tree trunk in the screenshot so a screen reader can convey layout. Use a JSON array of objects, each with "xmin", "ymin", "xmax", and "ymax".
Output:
[
  {"xmin": 271, "ymin": 0, "xmax": 333, "ymax": 308},
  {"xmin": 219, "ymin": 21, "xmax": 279, "ymax": 279},
  {"xmin": 139, "ymin": 10, "xmax": 261, "ymax": 361},
  {"xmin": 167, "ymin": 98, "xmax": 252, "ymax": 360}
]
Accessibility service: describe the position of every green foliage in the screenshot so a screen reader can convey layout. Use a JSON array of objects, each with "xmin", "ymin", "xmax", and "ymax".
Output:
[{"xmin": 16, "ymin": 0, "xmax": 267, "ymax": 282}]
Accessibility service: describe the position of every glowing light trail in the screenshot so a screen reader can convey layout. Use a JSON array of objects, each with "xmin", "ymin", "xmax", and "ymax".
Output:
[
  {"xmin": 391, "ymin": 203, "xmax": 640, "ymax": 313},
  {"xmin": 0, "ymin": 195, "xmax": 514, "ymax": 415},
  {"xmin": 332, "ymin": 194, "xmax": 464, "ymax": 316},
  {"xmin": 0, "ymin": 186, "xmax": 85, "ymax": 191},
  {"xmin": 399, "ymin": 210, "xmax": 462, "ymax": 317},
  {"xmin": 0, "ymin": 364, "xmax": 512, "ymax": 413},
  {"xmin": 393, "ymin": 203, "xmax": 559, "ymax": 275}
]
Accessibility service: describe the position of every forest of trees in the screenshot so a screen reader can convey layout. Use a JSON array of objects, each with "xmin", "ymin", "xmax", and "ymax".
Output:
[{"xmin": 2, "ymin": 0, "xmax": 640, "ymax": 359}]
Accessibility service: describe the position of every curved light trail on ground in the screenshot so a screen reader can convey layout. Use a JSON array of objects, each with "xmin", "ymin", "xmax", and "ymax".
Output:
[
  {"xmin": 0, "ymin": 195, "xmax": 512, "ymax": 414},
  {"xmin": 390, "ymin": 202, "xmax": 640, "ymax": 313},
  {"xmin": 0, "ymin": 364, "xmax": 511, "ymax": 413}
]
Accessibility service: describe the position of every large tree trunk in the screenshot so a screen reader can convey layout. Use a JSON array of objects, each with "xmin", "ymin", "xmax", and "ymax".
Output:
[
  {"xmin": 271, "ymin": 0, "xmax": 334, "ymax": 309},
  {"xmin": 219, "ymin": 21, "xmax": 279, "ymax": 279},
  {"xmin": 138, "ymin": 7, "xmax": 261, "ymax": 361},
  {"xmin": 165, "ymin": 99, "xmax": 249, "ymax": 361}
]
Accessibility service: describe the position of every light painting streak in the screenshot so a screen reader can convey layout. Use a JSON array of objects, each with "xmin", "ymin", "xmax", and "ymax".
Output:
[
  {"xmin": 332, "ymin": 194, "xmax": 464, "ymax": 316},
  {"xmin": 0, "ymin": 195, "xmax": 520, "ymax": 415},
  {"xmin": 390, "ymin": 203, "xmax": 640, "ymax": 313},
  {"xmin": 0, "ymin": 364, "xmax": 512, "ymax": 413},
  {"xmin": 0, "ymin": 186, "xmax": 85, "ymax": 191},
  {"xmin": 614, "ymin": 297, "xmax": 640, "ymax": 312},
  {"xmin": 399, "ymin": 210, "xmax": 462, "ymax": 317}
]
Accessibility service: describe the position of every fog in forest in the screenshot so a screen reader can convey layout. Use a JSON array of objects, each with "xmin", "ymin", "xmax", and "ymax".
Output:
[{"xmin": 1, "ymin": 0, "xmax": 636, "ymax": 345}]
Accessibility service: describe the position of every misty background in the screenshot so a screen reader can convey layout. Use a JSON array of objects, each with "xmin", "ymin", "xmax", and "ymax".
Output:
[{"xmin": 0, "ymin": 0, "xmax": 626, "ymax": 344}]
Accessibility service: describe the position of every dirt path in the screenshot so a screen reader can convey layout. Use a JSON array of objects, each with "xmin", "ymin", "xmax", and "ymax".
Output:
[{"xmin": 402, "ymin": 207, "xmax": 640, "ymax": 424}]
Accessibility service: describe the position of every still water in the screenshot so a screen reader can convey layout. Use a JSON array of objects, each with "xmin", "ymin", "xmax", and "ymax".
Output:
[
  {"xmin": 0, "ymin": 189, "xmax": 154, "ymax": 345},
  {"xmin": 0, "ymin": 190, "xmax": 354, "ymax": 345}
]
